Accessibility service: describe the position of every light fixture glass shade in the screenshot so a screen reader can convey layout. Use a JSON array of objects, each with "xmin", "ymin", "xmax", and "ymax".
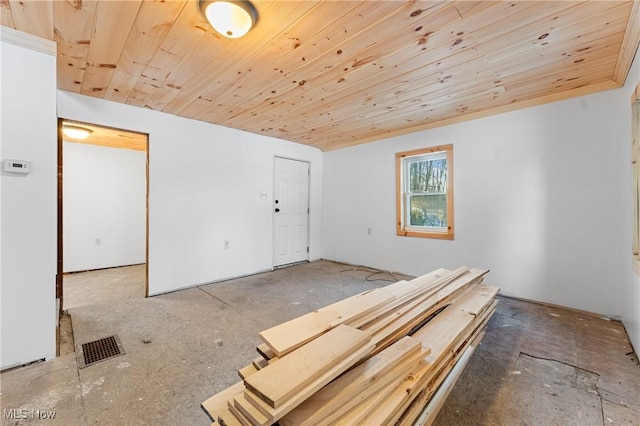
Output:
[
  {"xmin": 62, "ymin": 125, "xmax": 92, "ymax": 140},
  {"xmin": 200, "ymin": 1, "xmax": 257, "ymax": 39}
]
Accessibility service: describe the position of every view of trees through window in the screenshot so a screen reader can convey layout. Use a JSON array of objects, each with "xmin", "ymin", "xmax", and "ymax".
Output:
[{"xmin": 407, "ymin": 156, "xmax": 448, "ymax": 228}]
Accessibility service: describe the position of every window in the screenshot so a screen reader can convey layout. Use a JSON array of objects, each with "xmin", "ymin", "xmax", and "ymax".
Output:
[{"xmin": 396, "ymin": 144, "xmax": 454, "ymax": 239}]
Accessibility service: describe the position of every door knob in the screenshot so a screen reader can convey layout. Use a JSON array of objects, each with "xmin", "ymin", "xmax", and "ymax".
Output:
[{"xmin": 275, "ymin": 208, "xmax": 280, "ymax": 212}]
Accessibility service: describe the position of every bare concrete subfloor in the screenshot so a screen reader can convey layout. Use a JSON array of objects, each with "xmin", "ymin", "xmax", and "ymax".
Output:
[
  {"xmin": 63, "ymin": 264, "xmax": 146, "ymax": 310},
  {"xmin": 1, "ymin": 260, "xmax": 639, "ymax": 425}
]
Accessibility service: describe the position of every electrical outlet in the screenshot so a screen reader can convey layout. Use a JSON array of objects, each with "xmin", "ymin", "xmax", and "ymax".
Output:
[
  {"xmin": 224, "ymin": 240, "xmax": 230, "ymax": 249},
  {"xmin": 367, "ymin": 227, "xmax": 373, "ymax": 236},
  {"xmin": 95, "ymin": 238, "xmax": 102, "ymax": 246}
]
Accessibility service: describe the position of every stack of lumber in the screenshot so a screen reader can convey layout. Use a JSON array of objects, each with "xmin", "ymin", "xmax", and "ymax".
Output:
[{"xmin": 202, "ymin": 266, "xmax": 498, "ymax": 426}]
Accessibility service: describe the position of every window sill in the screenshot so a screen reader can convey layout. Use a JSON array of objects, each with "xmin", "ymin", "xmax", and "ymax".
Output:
[{"xmin": 397, "ymin": 229, "xmax": 454, "ymax": 240}]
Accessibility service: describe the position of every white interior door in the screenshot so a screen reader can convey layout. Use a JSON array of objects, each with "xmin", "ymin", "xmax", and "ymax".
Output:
[{"xmin": 274, "ymin": 157, "xmax": 310, "ymax": 267}]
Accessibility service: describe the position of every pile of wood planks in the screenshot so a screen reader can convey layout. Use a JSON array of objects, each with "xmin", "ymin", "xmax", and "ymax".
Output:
[{"xmin": 202, "ymin": 266, "xmax": 499, "ymax": 426}]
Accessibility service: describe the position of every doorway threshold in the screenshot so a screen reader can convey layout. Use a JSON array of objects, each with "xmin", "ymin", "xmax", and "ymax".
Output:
[{"xmin": 274, "ymin": 260, "xmax": 309, "ymax": 270}]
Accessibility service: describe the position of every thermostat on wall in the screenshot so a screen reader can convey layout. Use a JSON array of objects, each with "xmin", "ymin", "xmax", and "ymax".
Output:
[{"xmin": 3, "ymin": 159, "xmax": 31, "ymax": 174}]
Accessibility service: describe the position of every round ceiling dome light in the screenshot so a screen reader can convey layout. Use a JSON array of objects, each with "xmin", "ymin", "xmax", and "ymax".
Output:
[
  {"xmin": 62, "ymin": 125, "xmax": 93, "ymax": 140},
  {"xmin": 199, "ymin": 0, "xmax": 258, "ymax": 39}
]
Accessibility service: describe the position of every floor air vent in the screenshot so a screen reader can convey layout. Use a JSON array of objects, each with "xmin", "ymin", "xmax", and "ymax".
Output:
[{"xmin": 77, "ymin": 335, "xmax": 125, "ymax": 368}]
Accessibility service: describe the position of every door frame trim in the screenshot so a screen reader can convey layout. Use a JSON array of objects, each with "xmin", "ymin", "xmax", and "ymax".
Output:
[{"xmin": 57, "ymin": 119, "xmax": 150, "ymax": 315}]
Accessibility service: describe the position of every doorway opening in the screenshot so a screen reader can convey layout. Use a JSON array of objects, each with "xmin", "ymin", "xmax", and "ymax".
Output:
[{"xmin": 57, "ymin": 119, "xmax": 149, "ymax": 354}]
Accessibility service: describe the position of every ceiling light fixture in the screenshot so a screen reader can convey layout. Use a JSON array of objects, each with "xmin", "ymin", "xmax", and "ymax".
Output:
[
  {"xmin": 199, "ymin": 0, "xmax": 258, "ymax": 39},
  {"xmin": 62, "ymin": 125, "xmax": 93, "ymax": 140}
]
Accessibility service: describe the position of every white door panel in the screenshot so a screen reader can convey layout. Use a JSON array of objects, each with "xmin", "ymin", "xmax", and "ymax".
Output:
[{"xmin": 274, "ymin": 158, "xmax": 309, "ymax": 267}]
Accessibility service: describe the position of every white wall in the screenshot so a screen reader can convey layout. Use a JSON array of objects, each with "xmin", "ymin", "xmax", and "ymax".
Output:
[
  {"xmin": 57, "ymin": 91, "xmax": 323, "ymax": 295},
  {"xmin": 1, "ymin": 33, "xmax": 57, "ymax": 369},
  {"xmin": 323, "ymin": 63, "xmax": 639, "ymax": 329},
  {"xmin": 63, "ymin": 141, "xmax": 146, "ymax": 272},
  {"xmin": 621, "ymin": 49, "xmax": 640, "ymax": 353}
]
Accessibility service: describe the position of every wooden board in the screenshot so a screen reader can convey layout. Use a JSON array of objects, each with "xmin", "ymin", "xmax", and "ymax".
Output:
[
  {"xmin": 397, "ymin": 323, "xmax": 490, "ymax": 426},
  {"xmin": 354, "ymin": 287, "xmax": 497, "ymax": 425},
  {"xmin": 357, "ymin": 360, "xmax": 434, "ymax": 425},
  {"xmin": 258, "ymin": 288, "xmax": 393, "ymax": 357},
  {"xmin": 280, "ymin": 335, "xmax": 425, "ymax": 426},
  {"xmin": 369, "ymin": 271, "xmax": 489, "ymax": 352},
  {"xmin": 252, "ymin": 357, "xmax": 269, "ymax": 370},
  {"xmin": 361, "ymin": 302, "xmax": 496, "ymax": 425},
  {"xmin": 227, "ymin": 401, "xmax": 253, "ymax": 426},
  {"xmin": 246, "ymin": 324, "xmax": 371, "ymax": 408},
  {"xmin": 614, "ymin": 0, "xmax": 640, "ymax": 84},
  {"xmin": 202, "ymin": 382, "xmax": 245, "ymax": 422},
  {"xmin": 243, "ymin": 339, "xmax": 375, "ymax": 423},
  {"xmin": 348, "ymin": 267, "xmax": 471, "ymax": 330},
  {"xmin": 80, "ymin": 1, "xmax": 142, "ymax": 96},
  {"xmin": 5, "ymin": 0, "xmax": 53, "ymax": 40},
  {"xmin": 217, "ymin": 407, "xmax": 242, "ymax": 426},
  {"xmin": 104, "ymin": 0, "xmax": 186, "ymax": 103},
  {"xmin": 233, "ymin": 393, "xmax": 270, "ymax": 426},
  {"xmin": 238, "ymin": 364, "xmax": 258, "ymax": 380},
  {"xmin": 330, "ymin": 371, "xmax": 406, "ymax": 426},
  {"xmin": 412, "ymin": 339, "xmax": 481, "ymax": 426},
  {"xmin": 256, "ymin": 343, "xmax": 276, "ymax": 361},
  {"xmin": 53, "ymin": 0, "xmax": 98, "ymax": 92},
  {"xmin": 366, "ymin": 269, "xmax": 484, "ymax": 335},
  {"xmin": 201, "ymin": 266, "xmax": 499, "ymax": 426},
  {"xmin": 458, "ymin": 285, "xmax": 500, "ymax": 316},
  {"xmin": 412, "ymin": 290, "xmax": 497, "ymax": 346}
]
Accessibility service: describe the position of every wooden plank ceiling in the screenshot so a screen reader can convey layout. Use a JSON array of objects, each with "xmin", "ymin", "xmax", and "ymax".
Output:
[
  {"xmin": 2, "ymin": 1, "xmax": 639, "ymax": 151},
  {"xmin": 62, "ymin": 120, "xmax": 148, "ymax": 151}
]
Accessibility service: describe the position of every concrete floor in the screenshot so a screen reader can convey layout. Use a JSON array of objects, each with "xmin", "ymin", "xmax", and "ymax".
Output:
[
  {"xmin": 1, "ymin": 261, "xmax": 639, "ymax": 425},
  {"xmin": 63, "ymin": 264, "xmax": 146, "ymax": 310},
  {"xmin": 434, "ymin": 296, "xmax": 640, "ymax": 426}
]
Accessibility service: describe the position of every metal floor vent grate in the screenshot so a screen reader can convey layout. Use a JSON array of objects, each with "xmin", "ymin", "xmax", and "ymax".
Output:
[{"xmin": 77, "ymin": 335, "xmax": 125, "ymax": 368}]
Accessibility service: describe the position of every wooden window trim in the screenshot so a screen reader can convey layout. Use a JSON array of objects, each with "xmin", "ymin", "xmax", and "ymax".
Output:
[
  {"xmin": 396, "ymin": 144, "xmax": 454, "ymax": 240},
  {"xmin": 632, "ymin": 80, "xmax": 640, "ymax": 276}
]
